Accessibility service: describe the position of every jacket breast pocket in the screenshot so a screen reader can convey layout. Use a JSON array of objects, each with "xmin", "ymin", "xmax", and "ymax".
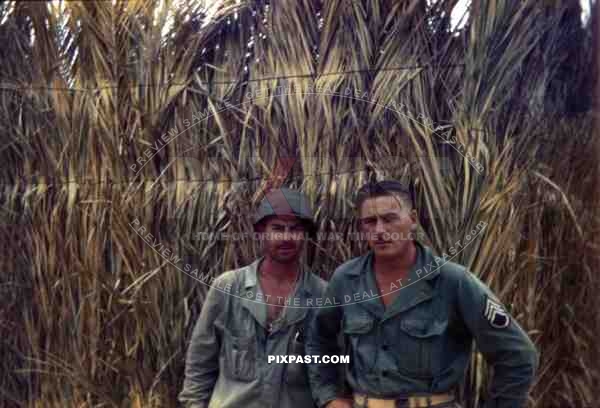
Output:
[
  {"xmin": 343, "ymin": 313, "xmax": 375, "ymax": 372},
  {"xmin": 223, "ymin": 329, "xmax": 257, "ymax": 381},
  {"xmin": 343, "ymin": 315, "xmax": 373, "ymax": 335},
  {"xmin": 393, "ymin": 318, "xmax": 448, "ymax": 378}
]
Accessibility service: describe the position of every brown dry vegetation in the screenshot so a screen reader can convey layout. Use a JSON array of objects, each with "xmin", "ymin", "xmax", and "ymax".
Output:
[{"xmin": 0, "ymin": 0, "xmax": 598, "ymax": 407}]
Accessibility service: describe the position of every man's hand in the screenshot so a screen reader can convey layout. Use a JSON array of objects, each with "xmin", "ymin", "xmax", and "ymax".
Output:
[{"xmin": 324, "ymin": 398, "xmax": 353, "ymax": 408}]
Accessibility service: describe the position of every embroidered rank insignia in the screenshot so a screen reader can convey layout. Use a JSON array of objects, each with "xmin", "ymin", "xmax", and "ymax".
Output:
[{"xmin": 484, "ymin": 296, "xmax": 510, "ymax": 329}]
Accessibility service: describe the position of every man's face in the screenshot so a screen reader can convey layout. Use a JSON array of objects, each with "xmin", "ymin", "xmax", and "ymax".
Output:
[
  {"xmin": 259, "ymin": 215, "xmax": 306, "ymax": 263},
  {"xmin": 358, "ymin": 194, "xmax": 417, "ymax": 260}
]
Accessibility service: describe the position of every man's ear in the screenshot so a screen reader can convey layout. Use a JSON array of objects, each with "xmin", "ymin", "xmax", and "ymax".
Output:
[{"xmin": 409, "ymin": 208, "xmax": 418, "ymax": 227}]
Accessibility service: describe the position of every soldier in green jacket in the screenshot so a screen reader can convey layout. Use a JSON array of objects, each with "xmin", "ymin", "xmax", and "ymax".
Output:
[
  {"xmin": 306, "ymin": 180, "xmax": 538, "ymax": 408},
  {"xmin": 179, "ymin": 188, "xmax": 326, "ymax": 408}
]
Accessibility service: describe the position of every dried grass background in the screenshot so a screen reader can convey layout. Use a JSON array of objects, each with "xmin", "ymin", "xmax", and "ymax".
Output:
[{"xmin": 0, "ymin": 0, "xmax": 599, "ymax": 407}]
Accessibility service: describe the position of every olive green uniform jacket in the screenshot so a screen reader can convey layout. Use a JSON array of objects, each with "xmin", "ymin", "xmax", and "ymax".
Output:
[{"xmin": 306, "ymin": 241, "xmax": 538, "ymax": 408}]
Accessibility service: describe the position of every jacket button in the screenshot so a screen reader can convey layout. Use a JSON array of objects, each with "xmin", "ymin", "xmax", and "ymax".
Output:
[
  {"xmin": 381, "ymin": 370, "xmax": 388, "ymax": 377},
  {"xmin": 382, "ymin": 345, "xmax": 389, "ymax": 351}
]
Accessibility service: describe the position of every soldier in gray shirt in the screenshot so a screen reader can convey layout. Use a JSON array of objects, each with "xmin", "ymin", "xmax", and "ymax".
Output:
[
  {"xmin": 306, "ymin": 180, "xmax": 538, "ymax": 408},
  {"xmin": 179, "ymin": 188, "xmax": 326, "ymax": 408}
]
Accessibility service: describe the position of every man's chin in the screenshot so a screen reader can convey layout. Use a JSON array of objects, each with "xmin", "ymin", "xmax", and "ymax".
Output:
[
  {"xmin": 371, "ymin": 245, "xmax": 401, "ymax": 259},
  {"xmin": 271, "ymin": 252, "xmax": 300, "ymax": 263}
]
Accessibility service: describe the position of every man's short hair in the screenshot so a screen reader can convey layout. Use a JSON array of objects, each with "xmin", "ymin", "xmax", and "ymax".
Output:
[{"xmin": 354, "ymin": 180, "xmax": 414, "ymax": 212}]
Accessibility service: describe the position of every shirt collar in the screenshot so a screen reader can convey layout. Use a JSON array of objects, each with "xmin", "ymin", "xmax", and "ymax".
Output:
[
  {"xmin": 243, "ymin": 258, "xmax": 261, "ymax": 289},
  {"xmin": 347, "ymin": 240, "xmax": 441, "ymax": 281},
  {"xmin": 352, "ymin": 241, "xmax": 440, "ymax": 319},
  {"xmin": 242, "ymin": 256, "xmax": 313, "ymax": 295},
  {"xmin": 240, "ymin": 257, "xmax": 313, "ymax": 330}
]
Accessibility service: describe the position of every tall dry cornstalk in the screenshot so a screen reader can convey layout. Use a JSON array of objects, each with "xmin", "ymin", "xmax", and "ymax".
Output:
[{"xmin": 0, "ymin": 0, "xmax": 598, "ymax": 407}]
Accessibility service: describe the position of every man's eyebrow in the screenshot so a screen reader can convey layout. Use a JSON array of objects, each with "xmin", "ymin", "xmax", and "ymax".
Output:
[
  {"xmin": 360, "ymin": 211, "xmax": 400, "ymax": 220},
  {"xmin": 370, "ymin": 210, "xmax": 400, "ymax": 216}
]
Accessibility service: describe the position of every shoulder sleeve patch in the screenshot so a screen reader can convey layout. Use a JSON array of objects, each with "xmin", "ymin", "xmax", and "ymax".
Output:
[{"xmin": 484, "ymin": 295, "xmax": 511, "ymax": 329}]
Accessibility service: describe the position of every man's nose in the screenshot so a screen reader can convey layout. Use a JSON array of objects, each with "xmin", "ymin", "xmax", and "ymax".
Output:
[
  {"xmin": 282, "ymin": 228, "xmax": 296, "ymax": 241},
  {"xmin": 374, "ymin": 218, "xmax": 386, "ymax": 234}
]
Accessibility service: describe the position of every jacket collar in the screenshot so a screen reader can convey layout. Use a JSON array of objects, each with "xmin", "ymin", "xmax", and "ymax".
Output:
[
  {"xmin": 350, "ymin": 241, "xmax": 442, "ymax": 319},
  {"xmin": 240, "ymin": 257, "xmax": 313, "ymax": 330},
  {"xmin": 347, "ymin": 241, "xmax": 441, "ymax": 280},
  {"xmin": 242, "ymin": 257, "xmax": 314, "ymax": 294},
  {"xmin": 243, "ymin": 258, "xmax": 261, "ymax": 289}
]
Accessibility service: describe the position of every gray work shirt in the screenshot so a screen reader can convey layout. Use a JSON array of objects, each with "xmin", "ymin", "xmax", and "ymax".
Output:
[
  {"xmin": 178, "ymin": 258, "xmax": 326, "ymax": 408},
  {"xmin": 306, "ymin": 241, "xmax": 539, "ymax": 408}
]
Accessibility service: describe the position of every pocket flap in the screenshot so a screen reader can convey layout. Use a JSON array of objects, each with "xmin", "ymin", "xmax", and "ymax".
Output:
[
  {"xmin": 400, "ymin": 319, "xmax": 447, "ymax": 338},
  {"xmin": 343, "ymin": 316, "xmax": 374, "ymax": 334},
  {"xmin": 224, "ymin": 328, "xmax": 254, "ymax": 349}
]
